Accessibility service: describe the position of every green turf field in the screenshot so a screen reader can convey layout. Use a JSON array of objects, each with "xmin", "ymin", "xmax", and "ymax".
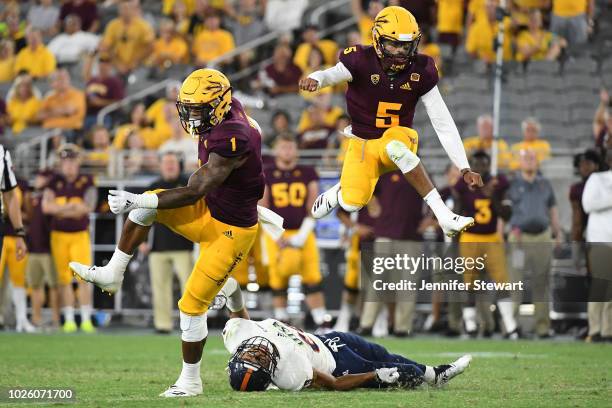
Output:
[{"xmin": 0, "ymin": 333, "xmax": 610, "ymax": 407}]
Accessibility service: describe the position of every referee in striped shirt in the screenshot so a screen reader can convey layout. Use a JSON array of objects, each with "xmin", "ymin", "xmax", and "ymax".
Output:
[{"xmin": 0, "ymin": 144, "xmax": 27, "ymax": 270}]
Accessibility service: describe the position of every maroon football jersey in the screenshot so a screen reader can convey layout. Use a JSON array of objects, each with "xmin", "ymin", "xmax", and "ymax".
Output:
[
  {"xmin": 374, "ymin": 171, "xmax": 424, "ymax": 241},
  {"xmin": 48, "ymin": 173, "xmax": 95, "ymax": 232},
  {"xmin": 198, "ymin": 98, "xmax": 265, "ymax": 227},
  {"xmin": 454, "ymin": 174, "xmax": 509, "ymax": 235},
  {"xmin": 339, "ymin": 45, "xmax": 438, "ymax": 140},
  {"xmin": 264, "ymin": 163, "xmax": 318, "ymax": 230},
  {"xmin": 26, "ymin": 190, "xmax": 51, "ymax": 253}
]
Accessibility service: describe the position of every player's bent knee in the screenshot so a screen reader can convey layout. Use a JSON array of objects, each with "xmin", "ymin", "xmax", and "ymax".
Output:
[
  {"xmin": 128, "ymin": 208, "xmax": 157, "ymax": 227},
  {"xmin": 338, "ymin": 192, "xmax": 363, "ymax": 212},
  {"xmin": 180, "ymin": 311, "xmax": 208, "ymax": 342},
  {"xmin": 385, "ymin": 140, "xmax": 420, "ymax": 173}
]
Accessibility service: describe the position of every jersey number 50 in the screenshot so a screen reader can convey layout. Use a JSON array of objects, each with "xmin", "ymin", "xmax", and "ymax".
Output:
[
  {"xmin": 271, "ymin": 182, "xmax": 306, "ymax": 208},
  {"xmin": 376, "ymin": 102, "xmax": 402, "ymax": 128}
]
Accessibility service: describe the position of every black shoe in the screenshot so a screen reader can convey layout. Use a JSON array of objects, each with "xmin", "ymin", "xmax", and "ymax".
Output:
[
  {"xmin": 504, "ymin": 328, "xmax": 521, "ymax": 340},
  {"xmin": 466, "ymin": 330, "xmax": 478, "ymax": 339},
  {"xmin": 393, "ymin": 331, "xmax": 412, "ymax": 338},
  {"xmin": 586, "ymin": 333, "xmax": 603, "ymax": 343},
  {"xmin": 482, "ymin": 330, "xmax": 493, "ymax": 338},
  {"xmin": 155, "ymin": 329, "xmax": 171, "ymax": 335},
  {"xmin": 444, "ymin": 329, "xmax": 461, "ymax": 337},
  {"xmin": 356, "ymin": 327, "xmax": 372, "ymax": 337},
  {"xmin": 603, "ymin": 336, "xmax": 612, "ymax": 343}
]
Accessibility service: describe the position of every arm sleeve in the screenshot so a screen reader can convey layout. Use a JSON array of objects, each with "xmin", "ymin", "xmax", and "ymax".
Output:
[
  {"xmin": 582, "ymin": 173, "xmax": 612, "ymax": 213},
  {"xmin": 307, "ymin": 61, "xmax": 353, "ymax": 89},
  {"xmin": 421, "ymin": 85, "xmax": 470, "ymax": 170},
  {"xmin": 1, "ymin": 149, "xmax": 18, "ymax": 192}
]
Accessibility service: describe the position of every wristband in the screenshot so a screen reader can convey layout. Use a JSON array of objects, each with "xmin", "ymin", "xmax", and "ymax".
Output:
[{"xmin": 14, "ymin": 227, "xmax": 26, "ymax": 238}]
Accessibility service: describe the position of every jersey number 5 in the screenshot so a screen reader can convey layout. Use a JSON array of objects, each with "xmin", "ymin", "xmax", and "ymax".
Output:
[{"xmin": 376, "ymin": 102, "xmax": 402, "ymax": 128}]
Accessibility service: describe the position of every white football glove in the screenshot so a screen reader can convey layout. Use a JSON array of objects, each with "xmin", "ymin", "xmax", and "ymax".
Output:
[
  {"xmin": 108, "ymin": 190, "xmax": 140, "ymax": 214},
  {"xmin": 375, "ymin": 367, "xmax": 400, "ymax": 384},
  {"xmin": 108, "ymin": 190, "xmax": 158, "ymax": 214}
]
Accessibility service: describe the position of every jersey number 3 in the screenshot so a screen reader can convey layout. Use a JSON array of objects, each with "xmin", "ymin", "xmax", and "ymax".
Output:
[{"xmin": 376, "ymin": 102, "xmax": 402, "ymax": 128}]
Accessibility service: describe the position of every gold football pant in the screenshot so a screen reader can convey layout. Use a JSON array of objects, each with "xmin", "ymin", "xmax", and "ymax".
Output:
[
  {"xmin": 344, "ymin": 234, "xmax": 361, "ymax": 292},
  {"xmin": 340, "ymin": 126, "xmax": 419, "ymax": 208},
  {"xmin": 0, "ymin": 236, "xmax": 28, "ymax": 287},
  {"xmin": 232, "ymin": 228, "xmax": 269, "ymax": 288},
  {"xmin": 154, "ymin": 197, "xmax": 258, "ymax": 315},
  {"xmin": 459, "ymin": 232, "xmax": 508, "ymax": 285},
  {"xmin": 50, "ymin": 230, "xmax": 92, "ymax": 285},
  {"xmin": 265, "ymin": 230, "xmax": 321, "ymax": 291}
]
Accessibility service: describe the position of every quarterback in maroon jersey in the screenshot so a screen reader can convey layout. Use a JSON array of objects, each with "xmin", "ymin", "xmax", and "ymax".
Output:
[
  {"xmin": 70, "ymin": 69, "xmax": 283, "ymax": 398},
  {"xmin": 299, "ymin": 6, "xmax": 482, "ymax": 237}
]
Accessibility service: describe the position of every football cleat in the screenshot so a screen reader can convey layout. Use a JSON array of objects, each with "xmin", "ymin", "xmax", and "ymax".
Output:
[
  {"xmin": 311, "ymin": 183, "xmax": 341, "ymax": 219},
  {"xmin": 70, "ymin": 262, "xmax": 123, "ymax": 294},
  {"xmin": 433, "ymin": 354, "xmax": 472, "ymax": 387},
  {"xmin": 80, "ymin": 320, "xmax": 97, "ymax": 334},
  {"xmin": 63, "ymin": 320, "xmax": 78, "ymax": 334},
  {"xmin": 439, "ymin": 214, "xmax": 475, "ymax": 237},
  {"xmin": 159, "ymin": 383, "xmax": 203, "ymax": 398}
]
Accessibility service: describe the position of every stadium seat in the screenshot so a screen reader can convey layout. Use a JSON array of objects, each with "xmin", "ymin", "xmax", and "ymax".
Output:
[{"xmin": 525, "ymin": 60, "xmax": 561, "ymax": 76}]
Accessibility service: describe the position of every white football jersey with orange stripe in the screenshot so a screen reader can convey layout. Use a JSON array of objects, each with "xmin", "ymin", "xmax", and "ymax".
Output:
[{"xmin": 223, "ymin": 318, "xmax": 336, "ymax": 391}]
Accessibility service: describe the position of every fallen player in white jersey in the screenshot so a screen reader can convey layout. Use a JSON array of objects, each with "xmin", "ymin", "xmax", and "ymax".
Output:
[{"xmin": 216, "ymin": 278, "xmax": 471, "ymax": 392}]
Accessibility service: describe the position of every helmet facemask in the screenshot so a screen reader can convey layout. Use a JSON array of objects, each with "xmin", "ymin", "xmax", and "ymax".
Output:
[
  {"xmin": 376, "ymin": 35, "xmax": 421, "ymax": 73},
  {"xmin": 176, "ymin": 86, "xmax": 232, "ymax": 137},
  {"xmin": 228, "ymin": 336, "xmax": 280, "ymax": 391}
]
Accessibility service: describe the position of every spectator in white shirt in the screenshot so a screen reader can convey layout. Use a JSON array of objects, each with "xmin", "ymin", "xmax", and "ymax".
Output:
[
  {"xmin": 47, "ymin": 14, "xmax": 99, "ymax": 65},
  {"xmin": 582, "ymin": 147, "xmax": 612, "ymax": 342}
]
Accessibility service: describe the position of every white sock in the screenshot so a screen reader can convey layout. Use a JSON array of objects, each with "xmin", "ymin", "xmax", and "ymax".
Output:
[
  {"xmin": 11, "ymin": 286, "xmax": 27, "ymax": 324},
  {"xmin": 424, "ymin": 189, "xmax": 455, "ymax": 222},
  {"xmin": 81, "ymin": 304, "xmax": 92, "ymax": 323},
  {"xmin": 497, "ymin": 298, "xmax": 517, "ymax": 333},
  {"xmin": 462, "ymin": 307, "xmax": 477, "ymax": 333},
  {"xmin": 274, "ymin": 307, "xmax": 289, "ymax": 321},
  {"xmin": 336, "ymin": 302, "xmax": 354, "ymax": 326},
  {"xmin": 423, "ymin": 366, "xmax": 436, "ymax": 383},
  {"xmin": 311, "ymin": 307, "xmax": 327, "ymax": 326},
  {"xmin": 107, "ymin": 248, "xmax": 133, "ymax": 275},
  {"xmin": 177, "ymin": 360, "xmax": 201, "ymax": 385},
  {"xmin": 63, "ymin": 306, "xmax": 75, "ymax": 323}
]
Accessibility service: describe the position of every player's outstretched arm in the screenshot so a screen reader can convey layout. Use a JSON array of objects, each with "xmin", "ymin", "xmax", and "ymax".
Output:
[
  {"xmin": 155, "ymin": 152, "xmax": 246, "ymax": 209},
  {"xmin": 299, "ymin": 62, "xmax": 353, "ymax": 92},
  {"xmin": 107, "ymin": 152, "xmax": 246, "ymax": 214},
  {"xmin": 311, "ymin": 368, "xmax": 398, "ymax": 391},
  {"xmin": 421, "ymin": 86, "xmax": 483, "ymax": 189}
]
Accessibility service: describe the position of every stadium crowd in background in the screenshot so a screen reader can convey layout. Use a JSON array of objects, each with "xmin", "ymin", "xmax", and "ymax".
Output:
[{"xmin": 0, "ymin": 0, "xmax": 611, "ymax": 342}]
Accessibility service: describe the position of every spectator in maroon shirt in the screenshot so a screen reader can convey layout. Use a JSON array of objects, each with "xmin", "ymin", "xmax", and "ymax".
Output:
[
  {"xmin": 83, "ymin": 53, "xmax": 125, "ymax": 131},
  {"xmin": 255, "ymin": 43, "xmax": 301, "ymax": 96},
  {"xmin": 60, "ymin": 0, "xmax": 99, "ymax": 33},
  {"xmin": 569, "ymin": 149, "xmax": 601, "ymax": 242},
  {"xmin": 297, "ymin": 105, "xmax": 335, "ymax": 151}
]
